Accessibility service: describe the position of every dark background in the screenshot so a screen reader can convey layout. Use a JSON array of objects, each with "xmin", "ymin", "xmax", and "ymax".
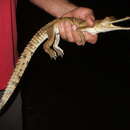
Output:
[
  {"xmin": 6, "ymin": 0, "xmax": 130, "ymax": 130},
  {"xmin": 17, "ymin": 0, "xmax": 130, "ymax": 129}
]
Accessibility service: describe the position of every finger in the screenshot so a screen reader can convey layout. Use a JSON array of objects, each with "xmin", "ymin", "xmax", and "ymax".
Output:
[
  {"xmin": 58, "ymin": 22, "xmax": 66, "ymax": 40},
  {"xmin": 81, "ymin": 11, "xmax": 95, "ymax": 27},
  {"xmin": 90, "ymin": 15, "xmax": 95, "ymax": 21},
  {"xmin": 85, "ymin": 9, "xmax": 95, "ymax": 21},
  {"xmin": 74, "ymin": 31, "xmax": 86, "ymax": 46},
  {"xmin": 72, "ymin": 25, "xmax": 85, "ymax": 45},
  {"xmin": 85, "ymin": 15, "xmax": 95, "ymax": 27},
  {"xmin": 79, "ymin": 10, "xmax": 95, "ymax": 24},
  {"xmin": 64, "ymin": 21, "xmax": 74, "ymax": 42},
  {"xmin": 83, "ymin": 32, "xmax": 98, "ymax": 44},
  {"xmin": 59, "ymin": 21, "xmax": 85, "ymax": 45}
]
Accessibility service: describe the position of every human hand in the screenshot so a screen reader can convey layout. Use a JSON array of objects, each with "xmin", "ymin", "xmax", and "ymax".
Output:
[{"xmin": 58, "ymin": 7, "xmax": 98, "ymax": 45}]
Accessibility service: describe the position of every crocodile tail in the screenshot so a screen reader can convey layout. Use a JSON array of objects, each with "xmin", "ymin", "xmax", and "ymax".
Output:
[{"xmin": 0, "ymin": 29, "xmax": 48, "ymax": 111}]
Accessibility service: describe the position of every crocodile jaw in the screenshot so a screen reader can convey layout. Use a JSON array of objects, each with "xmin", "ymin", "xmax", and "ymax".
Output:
[{"xmin": 79, "ymin": 17, "xmax": 130, "ymax": 34}]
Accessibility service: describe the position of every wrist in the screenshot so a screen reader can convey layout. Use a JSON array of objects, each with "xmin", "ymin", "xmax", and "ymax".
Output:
[
  {"xmin": 54, "ymin": 4, "xmax": 78, "ymax": 18},
  {"xmin": 30, "ymin": 0, "xmax": 78, "ymax": 18}
]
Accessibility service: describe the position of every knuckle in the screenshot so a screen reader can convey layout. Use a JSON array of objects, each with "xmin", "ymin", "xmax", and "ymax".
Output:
[
  {"xmin": 66, "ymin": 33, "xmax": 74, "ymax": 42},
  {"xmin": 88, "ymin": 9, "xmax": 93, "ymax": 14},
  {"xmin": 67, "ymin": 37, "xmax": 74, "ymax": 42},
  {"xmin": 88, "ymin": 37, "xmax": 97, "ymax": 44},
  {"xmin": 87, "ymin": 9, "xmax": 94, "ymax": 15},
  {"xmin": 87, "ymin": 18, "xmax": 95, "ymax": 26}
]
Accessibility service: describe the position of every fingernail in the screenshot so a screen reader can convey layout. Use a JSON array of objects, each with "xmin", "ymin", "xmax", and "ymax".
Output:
[{"xmin": 76, "ymin": 42, "xmax": 83, "ymax": 46}]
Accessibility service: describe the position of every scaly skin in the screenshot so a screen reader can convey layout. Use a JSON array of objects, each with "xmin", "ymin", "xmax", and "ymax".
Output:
[{"xmin": 0, "ymin": 16, "xmax": 130, "ymax": 111}]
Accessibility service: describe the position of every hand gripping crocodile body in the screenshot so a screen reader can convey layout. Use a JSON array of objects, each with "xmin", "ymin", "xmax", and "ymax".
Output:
[{"xmin": 0, "ymin": 16, "xmax": 130, "ymax": 111}]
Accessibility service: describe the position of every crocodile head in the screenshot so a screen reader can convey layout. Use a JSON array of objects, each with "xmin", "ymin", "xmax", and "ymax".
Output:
[{"xmin": 78, "ymin": 16, "xmax": 130, "ymax": 34}]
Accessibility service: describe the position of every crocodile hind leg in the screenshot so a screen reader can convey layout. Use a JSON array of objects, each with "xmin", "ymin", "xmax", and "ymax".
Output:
[{"xmin": 43, "ymin": 28, "xmax": 57, "ymax": 59}]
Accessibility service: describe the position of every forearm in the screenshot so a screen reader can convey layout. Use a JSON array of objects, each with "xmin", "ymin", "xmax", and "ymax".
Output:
[{"xmin": 30, "ymin": 0, "xmax": 78, "ymax": 18}]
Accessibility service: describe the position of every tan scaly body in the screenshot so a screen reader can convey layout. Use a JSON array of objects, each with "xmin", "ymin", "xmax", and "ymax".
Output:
[{"xmin": 0, "ymin": 16, "xmax": 130, "ymax": 111}]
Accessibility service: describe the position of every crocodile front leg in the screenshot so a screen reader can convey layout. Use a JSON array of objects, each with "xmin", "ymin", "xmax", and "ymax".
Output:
[
  {"xmin": 53, "ymin": 24, "xmax": 64, "ymax": 57},
  {"xmin": 43, "ymin": 28, "xmax": 57, "ymax": 59}
]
